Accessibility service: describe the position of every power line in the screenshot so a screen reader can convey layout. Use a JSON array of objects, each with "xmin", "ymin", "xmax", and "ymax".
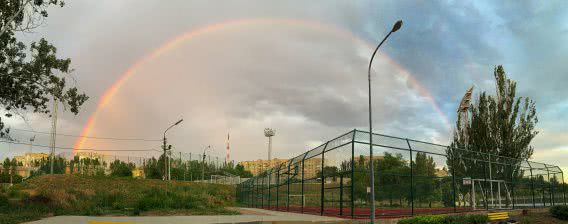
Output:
[
  {"xmin": 0, "ymin": 140, "xmax": 161, "ymax": 152},
  {"xmin": 9, "ymin": 128, "xmax": 161, "ymax": 142},
  {"xmin": 0, "ymin": 139, "xmax": 90, "ymax": 150}
]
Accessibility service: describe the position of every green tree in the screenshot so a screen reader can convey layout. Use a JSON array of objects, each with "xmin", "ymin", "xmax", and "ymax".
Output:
[
  {"xmin": 143, "ymin": 157, "xmax": 163, "ymax": 179},
  {"xmin": 316, "ymin": 166, "xmax": 339, "ymax": 181},
  {"xmin": 351, "ymin": 155, "xmax": 370, "ymax": 202},
  {"xmin": 110, "ymin": 160, "xmax": 134, "ymax": 177},
  {"xmin": 37, "ymin": 156, "xmax": 66, "ymax": 174},
  {"xmin": 412, "ymin": 152, "xmax": 438, "ymax": 207},
  {"xmin": 448, "ymin": 65, "xmax": 538, "ymax": 206},
  {"xmin": 1, "ymin": 1, "xmax": 88, "ymax": 138},
  {"xmin": 376, "ymin": 152, "xmax": 410, "ymax": 207},
  {"xmin": 449, "ymin": 65, "xmax": 537, "ymax": 177},
  {"xmin": 234, "ymin": 164, "xmax": 253, "ymax": 178}
]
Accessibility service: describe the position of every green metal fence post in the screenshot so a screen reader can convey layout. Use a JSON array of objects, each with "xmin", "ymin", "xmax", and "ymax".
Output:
[
  {"xmin": 340, "ymin": 174, "xmax": 344, "ymax": 216},
  {"xmin": 268, "ymin": 171, "xmax": 272, "ymax": 209},
  {"xmin": 287, "ymin": 163, "xmax": 291, "ymax": 211},
  {"xmin": 276, "ymin": 167, "xmax": 280, "ymax": 210},
  {"xmin": 320, "ymin": 142, "xmax": 327, "ymax": 216},
  {"xmin": 261, "ymin": 174, "xmax": 264, "ymax": 208},
  {"xmin": 483, "ymin": 153, "xmax": 489, "ymax": 210},
  {"xmin": 301, "ymin": 158, "xmax": 305, "ymax": 213},
  {"xmin": 406, "ymin": 139, "xmax": 415, "ymax": 216},
  {"xmin": 562, "ymin": 172, "xmax": 567, "ymax": 205},
  {"xmin": 450, "ymin": 148, "xmax": 458, "ymax": 213},
  {"xmin": 511, "ymin": 163, "xmax": 516, "ymax": 210},
  {"xmin": 351, "ymin": 130, "xmax": 356, "ymax": 219},
  {"xmin": 529, "ymin": 164, "xmax": 536, "ymax": 208}
]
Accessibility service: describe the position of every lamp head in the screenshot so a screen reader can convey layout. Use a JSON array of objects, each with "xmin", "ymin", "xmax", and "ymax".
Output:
[{"xmin": 391, "ymin": 20, "xmax": 403, "ymax": 33}]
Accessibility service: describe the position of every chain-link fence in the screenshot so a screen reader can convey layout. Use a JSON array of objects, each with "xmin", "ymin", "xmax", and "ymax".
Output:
[{"xmin": 236, "ymin": 129, "xmax": 567, "ymax": 219}]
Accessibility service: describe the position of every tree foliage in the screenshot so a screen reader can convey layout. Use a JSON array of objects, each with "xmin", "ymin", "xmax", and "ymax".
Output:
[
  {"xmin": 448, "ymin": 65, "xmax": 538, "ymax": 182},
  {"xmin": 110, "ymin": 160, "xmax": 135, "ymax": 177},
  {"xmin": 0, "ymin": 0, "xmax": 88, "ymax": 137}
]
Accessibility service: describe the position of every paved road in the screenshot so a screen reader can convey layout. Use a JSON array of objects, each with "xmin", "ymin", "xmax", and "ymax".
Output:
[{"xmin": 24, "ymin": 208, "xmax": 347, "ymax": 224}]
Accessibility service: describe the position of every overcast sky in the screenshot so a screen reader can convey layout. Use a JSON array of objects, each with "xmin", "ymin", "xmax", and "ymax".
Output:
[{"xmin": 2, "ymin": 1, "xmax": 567, "ymax": 177}]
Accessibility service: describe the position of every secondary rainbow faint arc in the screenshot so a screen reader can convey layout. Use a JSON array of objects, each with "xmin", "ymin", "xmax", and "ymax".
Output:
[{"xmin": 73, "ymin": 18, "xmax": 452, "ymax": 151}]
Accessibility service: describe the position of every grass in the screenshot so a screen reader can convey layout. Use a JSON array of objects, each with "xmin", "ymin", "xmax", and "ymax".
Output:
[{"xmin": 0, "ymin": 175, "xmax": 238, "ymax": 224}]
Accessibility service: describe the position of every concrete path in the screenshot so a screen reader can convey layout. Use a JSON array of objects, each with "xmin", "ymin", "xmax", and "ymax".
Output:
[{"xmin": 25, "ymin": 208, "xmax": 347, "ymax": 224}]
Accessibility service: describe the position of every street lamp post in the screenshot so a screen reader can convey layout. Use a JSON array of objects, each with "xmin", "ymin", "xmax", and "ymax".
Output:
[
  {"xmin": 163, "ymin": 119, "xmax": 183, "ymax": 181},
  {"xmin": 202, "ymin": 145, "xmax": 211, "ymax": 182},
  {"xmin": 367, "ymin": 20, "xmax": 402, "ymax": 222}
]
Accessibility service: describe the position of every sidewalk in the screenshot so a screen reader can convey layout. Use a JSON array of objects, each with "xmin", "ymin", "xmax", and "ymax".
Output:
[{"xmin": 25, "ymin": 208, "xmax": 347, "ymax": 224}]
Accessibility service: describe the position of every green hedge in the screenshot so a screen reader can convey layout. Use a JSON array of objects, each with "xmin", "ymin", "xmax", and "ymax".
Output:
[
  {"xmin": 550, "ymin": 205, "xmax": 568, "ymax": 221},
  {"xmin": 398, "ymin": 214, "xmax": 488, "ymax": 224}
]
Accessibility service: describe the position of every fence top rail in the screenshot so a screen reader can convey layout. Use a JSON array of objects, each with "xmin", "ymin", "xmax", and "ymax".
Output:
[
  {"xmin": 353, "ymin": 129, "xmax": 557, "ymax": 168},
  {"xmin": 243, "ymin": 129, "xmax": 562, "ymax": 182}
]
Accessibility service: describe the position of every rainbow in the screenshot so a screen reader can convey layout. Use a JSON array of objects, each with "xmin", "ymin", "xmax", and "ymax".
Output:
[{"xmin": 73, "ymin": 18, "xmax": 451, "ymax": 151}]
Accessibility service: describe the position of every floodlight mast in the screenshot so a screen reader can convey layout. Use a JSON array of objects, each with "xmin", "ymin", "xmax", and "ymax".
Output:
[
  {"xmin": 457, "ymin": 86, "xmax": 474, "ymax": 144},
  {"xmin": 264, "ymin": 128, "xmax": 275, "ymax": 170},
  {"xmin": 202, "ymin": 145, "xmax": 211, "ymax": 181}
]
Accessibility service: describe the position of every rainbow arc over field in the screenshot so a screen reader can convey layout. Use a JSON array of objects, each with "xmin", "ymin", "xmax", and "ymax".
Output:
[{"xmin": 73, "ymin": 18, "xmax": 451, "ymax": 152}]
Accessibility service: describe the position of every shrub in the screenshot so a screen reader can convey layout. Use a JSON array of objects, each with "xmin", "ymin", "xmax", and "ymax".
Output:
[
  {"xmin": 397, "ymin": 214, "xmax": 488, "ymax": 224},
  {"xmin": 0, "ymin": 194, "xmax": 8, "ymax": 207},
  {"xmin": 398, "ymin": 215, "xmax": 445, "ymax": 224},
  {"xmin": 550, "ymin": 205, "xmax": 568, "ymax": 220}
]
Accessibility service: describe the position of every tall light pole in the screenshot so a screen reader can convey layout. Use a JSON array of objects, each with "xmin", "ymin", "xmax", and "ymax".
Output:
[
  {"xmin": 264, "ymin": 128, "xmax": 275, "ymax": 170},
  {"xmin": 163, "ymin": 119, "xmax": 183, "ymax": 181},
  {"xmin": 367, "ymin": 20, "xmax": 402, "ymax": 222},
  {"xmin": 202, "ymin": 145, "xmax": 211, "ymax": 182},
  {"xmin": 29, "ymin": 135, "xmax": 35, "ymax": 154}
]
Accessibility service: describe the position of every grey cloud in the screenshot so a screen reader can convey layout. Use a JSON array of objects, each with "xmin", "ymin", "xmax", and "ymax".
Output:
[{"xmin": 4, "ymin": 1, "xmax": 564, "ymax": 172}]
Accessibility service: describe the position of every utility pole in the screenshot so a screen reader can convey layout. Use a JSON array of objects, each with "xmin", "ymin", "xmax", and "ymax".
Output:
[
  {"xmin": 162, "ymin": 136, "xmax": 167, "ymax": 180},
  {"xmin": 49, "ymin": 99, "xmax": 58, "ymax": 174},
  {"xmin": 202, "ymin": 145, "xmax": 211, "ymax": 182},
  {"xmin": 163, "ymin": 119, "xmax": 183, "ymax": 181},
  {"xmin": 168, "ymin": 149, "xmax": 172, "ymax": 180}
]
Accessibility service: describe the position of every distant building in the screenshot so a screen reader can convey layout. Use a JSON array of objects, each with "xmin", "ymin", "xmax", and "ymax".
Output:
[
  {"xmin": 435, "ymin": 167, "xmax": 449, "ymax": 177},
  {"xmin": 14, "ymin": 153, "xmax": 49, "ymax": 168},
  {"xmin": 239, "ymin": 158, "xmax": 288, "ymax": 176},
  {"xmin": 0, "ymin": 166, "xmax": 30, "ymax": 178},
  {"xmin": 70, "ymin": 152, "xmax": 107, "ymax": 175},
  {"xmin": 75, "ymin": 152, "xmax": 105, "ymax": 161},
  {"xmin": 3, "ymin": 152, "xmax": 50, "ymax": 178},
  {"xmin": 239, "ymin": 158, "xmax": 325, "ymax": 179}
]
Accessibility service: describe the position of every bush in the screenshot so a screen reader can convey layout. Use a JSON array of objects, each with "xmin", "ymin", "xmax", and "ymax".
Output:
[
  {"xmin": 398, "ymin": 214, "xmax": 488, "ymax": 224},
  {"xmin": 550, "ymin": 205, "xmax": 568, "ymax": 220},
  {"xmin": 0, "ymin": 195, "xmax": 8, "ymax": 207},
  {"xmin": 398, "ymin": 215, "xmax": 445, "ymax": 224}
]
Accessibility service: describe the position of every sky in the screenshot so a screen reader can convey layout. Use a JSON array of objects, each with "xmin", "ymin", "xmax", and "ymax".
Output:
[{"xmin": 1, "ymin": 0, "xmax": 568, "ymax": 178}]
